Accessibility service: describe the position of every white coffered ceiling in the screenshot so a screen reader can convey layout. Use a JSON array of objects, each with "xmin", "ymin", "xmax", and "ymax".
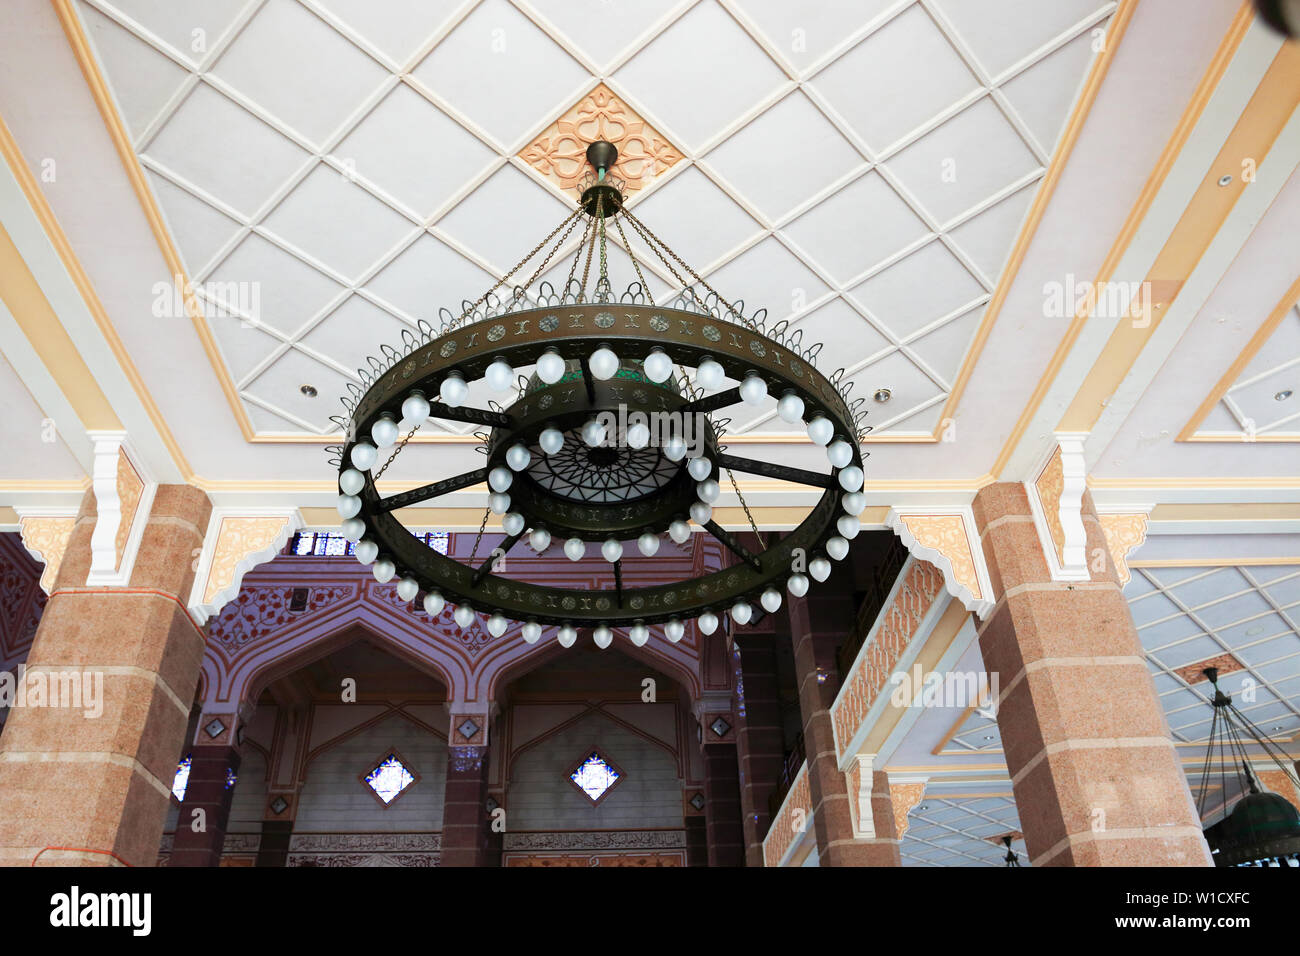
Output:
[{"xmin": 71, "ymin": 0, "xmax": 1114, "ymax": 437}]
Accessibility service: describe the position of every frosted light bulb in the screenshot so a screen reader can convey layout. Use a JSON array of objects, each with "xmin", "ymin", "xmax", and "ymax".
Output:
[
  {"xmin": 487, "ymin": 613, "xmax": 509, "ymax": 638},
  {"xmin": 539, "ymin": 427, "xmax": 564, "ymax": 455},
  {"xmin": 696, "ymin": 479, "xmax": 720, "ymax": 503},
  {"xmin": 529, "ymin": 527, "xmax": 551, "ymax": 553},
  {"xmin": 786, "ymin": 573, "xmax": 809, "ymax": 597},
  {"xmin": 423, "ymin": 591, "xmax": 445, "ymax": 616},
  {"xmin": 337, "ymin": 494, "xmax": 361, "ymax": 519},
  {"xmin": 837, "ymin": 514, "xmax": 861, "ymax": 540},
  {"xmin": 582, "ymin": 418, "xmax": 607, "ymax": 447},
  {"xmin": 502, "ymin": 512, "xmax": 525, "ymax": 537},
  {"xmin": 588, "ymin": 346, "xmax": 620, "ymax": 380},
  {"xmin": 637, "ymin": 532, "xmax": 660, "ymax": 557},
  {"xmin": 664, "ymin": 619, "xmax": 685, "ymax": 643},
  {"xmin": 629, "ymin": 623, "xmax": 649, "ymax": 646},
  {"xmin": 506, "ymin": 444, "xmax": 532, "ymax": 471},
  {"xmin": 809, "ymin": 557, "xmax": 832, "ymax": 582},
  {"xmin": 372, "ymin": 559, "xmax": 396, "ymax": 584},
  {"xmin": 453, "ymin": 604, "xmax": 475, "ymax": 629},
  {"xmin": 730, "ymin": 601, "xmax": 753, "ymax": 625},
  {"xmin": 807, "ymin": 416, "xmax": 834, "ymax": 446},
  {"xmin": 696, "ymin": 359, "xmax": 724, "ymax": 391},
  {"xmin": 564, "ymin": 537, "xmax": 585, "ymax": 561},
  {"xmin": 697, "ymin": 612, "xmax": 719, "ymax": 636},
  {"xmin": 841, "ymin": 491, "xmax": 866, "ymax": 515},
  {"xmin": 485, "ymin": 358, "xmax": 514, "ymax": 392},
  {"xmin": 537, "ymin": 350, "xmax": 565, "ymax": 384},
  {"xmin": 643, "ymin": 349, "xmax": 673, "ymax": 383},
  {"xmin": 396, "ymin": 576, "xmax": 418, "ymax": 602},
  {"xmin": 401, "ymin": 389, "xmax": 430, "ymax": 427},
  {"xmin": 521, "ymin": 620, "xmax": 542, "ymax": 644},
  {"xmin": 355, "ymin": 539, "xmax": 378, "ymax": 565},
  {"xmin": 760, "ymin": 588, "xmax": 783, "ymax": 613},
  {"xmin": 489, "ymin": 492, "xmax": 511, "ymax": 515},
  {"xmin": 339, "ymin": 468, "xmax": 365, "ymax": 496},
  {"xmin": 341, "ymin": 517, "xmax": 366, "ymax": 542},
  {"xmin": 349, "ymin": 442, "xmax": 377, "ymax": 471},
  {"xmin": 668, "ymin": 519, "xmax": 691, "ymax": 544},
  {"xmin": 740, "ymin": 374, "xmax": 768, "ymax": 406},
  {"xmin": 689, "ymin": 501, "xmax": 713, "ymax": 525},
  {"xmin": 826, "ymin": 536, "xmax": 850, "ymax": 561},
  {"xmin": 557, "ymin": 625, "xmax": 577, "ymax": 647},
  {"xmin": 440, "ymin": 372, "xmax": 469, "ymax": 408},
  {"xmin": 626, "ymin": 423, "xmax": 650, "ymax": 449},
  {"xmin": 593, "ymin": 625, "xmax": 613, "ymax": 649},
  {"xmin": 371, "ymin": 413, "xmax": 400, "ymax": 449},
  {"xmin": 488, "ymin": 466, "xmax": 513, "ymax": 492},
  {"xmin": 687, "ymin": 457, "xmax": 713, "ymax": 481},
  {"xmin": 777, "ymin": 391, "xmax": 805, "ymax": 424},
  {"xmin": 827, "ymin": 439, "xmax": 853, "ymax": 469},
  {"xmin": 663, "ymin": 435, "xmax": 687, "ymax": 462},
  {"xmin": 601, "ymin": 538, "xmax": 623, "ymax": 563},
  {"xmin": 838, "ymin": 465, "xmax": 865, "ymax": 492}
]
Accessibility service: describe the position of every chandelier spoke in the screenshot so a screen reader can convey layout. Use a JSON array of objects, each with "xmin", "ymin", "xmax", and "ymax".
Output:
[
  {"xmin": 679, "ymin": 387, "xmax": 741, "ymax": 415},
  {"xmin": 472, "ymin": 530, "xmax": 521, "ymax": 587},
  {"xmin": 715, "ymin": 452, "xmax": 836, "ymax": 490},
  {"xmin": 613, "ymin": 558, "xmax": 623, "ymax": 608},
  {"xmin": 372, "ymin": 468, "xmax": 489, "ymax": 513},
  {"xmin": 428, "ymin": 403, "xmax": 512, "ymax": 428},
  {"xmin": 702, "ymin": 520, "xmax": 762, "ymax": 571}
]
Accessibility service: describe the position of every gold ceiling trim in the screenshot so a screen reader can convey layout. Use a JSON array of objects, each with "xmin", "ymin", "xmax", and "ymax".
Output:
[
  {"xmin": 1057, "ymin": 38, "xmax": 1300, "ymax": 434},
  {"xmin": 991, "ymin": 1, "xmax": 1255, "ymax": 476},
  {"xmin": 1177, "ymin": 273, "xmax": 1300, "ymax": 443}
]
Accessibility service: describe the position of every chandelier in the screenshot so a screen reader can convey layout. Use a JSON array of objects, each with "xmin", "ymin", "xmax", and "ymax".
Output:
[
  {"xmin": 1193, "ymin": 667, "xmax": 1300, "ymax": 867},
  {"xmin": 328, "ymin": 141, "xmax": 870, "ymax": 647}
]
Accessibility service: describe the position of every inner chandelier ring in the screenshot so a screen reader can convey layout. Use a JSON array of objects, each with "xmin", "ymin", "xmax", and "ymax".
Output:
[{"xmin": 329, "ymin": 140, "xmax": 871, "ymax": 644}]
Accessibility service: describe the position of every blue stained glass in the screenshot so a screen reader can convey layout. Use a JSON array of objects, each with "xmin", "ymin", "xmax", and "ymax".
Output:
[
  {"xmin": 224, "ymin": 767, "xmax": 238, "ymax": 790},
  {"xmin": 172, "ymin": 754, "xmax": 192, "ymax": 802},
  {"xmin": 570, "ymin": 752, "xmax": 620, "ymax": 801},
  {"xmin": 365, "ymin": 754, "xmax": 414, "ymax": 804}
]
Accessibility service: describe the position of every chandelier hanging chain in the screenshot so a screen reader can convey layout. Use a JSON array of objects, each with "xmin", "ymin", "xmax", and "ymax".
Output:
[
  {"xmin": 726, "ymin": 466, "xmax": 765, "ymax": 548},
  {"xmin": 513, "ymin": 210, "xmax": 586, "ymax": 304},
  {"xmin": 448, "ymin": 206, "xmax": 583, "ymax": 332},
  {"xmin": 621, "ymin": 207, "xmax": 752, "ymax": 329},
  {"xmin": 579, "ymin": 194, "xmax": 601, "ymax": 299},
  {"xmin": 373, "ymin": 422, "xmax": 421, "ymax": 481},
  {"xmin": 597, "ymin": 199, "xmax": 610, "ymax": 292},
  {"xmin": 467, "ymin": 505, "xmax": 490, "ymax": 567},
  {"xmin": 621, "ymin": 212, "xmax": 692, "ymax": 302},
  {"xmin": 565, "ymin": 214, "xmax": 594, "ymax": 293},
  {"xmin": 612, "ymin": 211, "xmax": 654, "ymax": 306}
]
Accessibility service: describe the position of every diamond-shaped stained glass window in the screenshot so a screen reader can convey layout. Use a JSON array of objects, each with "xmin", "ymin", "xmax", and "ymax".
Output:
[
  {"xmin": 569, "ymin": 751, "xmax": 622, "ymax": 803},
  {"xmin": 364, "ymin": 753, "xmax": 415, "ymax": 805},
  {"xmin": 172, "ymin": 754, "xmax": 192, "ymax": 802}
]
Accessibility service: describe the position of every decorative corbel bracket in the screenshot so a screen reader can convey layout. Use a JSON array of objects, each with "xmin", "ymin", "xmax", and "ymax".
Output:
[
  {"xmin": 1024, "ymin": 433, "xmax": 1090, "ymax": 581},
  {"xmin": 16, "ymin": 508, "xmax": 78, "ymax": 594},
  {"xmin": 847, "ymin": 754, "xmax": 877, "ymax": 839},
  {"xmin": 188, "ymin": 508, "xmax": 303, "ymax": 625},
  {"xmin": 886, "ymin": 774, "xmax": 929, "ymax": 841},
  {"xmin": 1095, "ymin": 509, "xmax": 1151, "ymax": 586},
  {"xmin": 84, "ymin": 431, "xmax": 156, "ymax": 587},
  {"xmin": 886, "ymin": 507, "xmax": 994, "ymax": 619}
]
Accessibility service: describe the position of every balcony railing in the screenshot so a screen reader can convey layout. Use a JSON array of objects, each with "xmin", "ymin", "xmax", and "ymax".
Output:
[
  {"xmin": 835, "ymin": 536, "xmax": 909, "ymax": 680},
  {"xmin": 766, "ymin": 731, "xmax": 806, "ymax": 823}
]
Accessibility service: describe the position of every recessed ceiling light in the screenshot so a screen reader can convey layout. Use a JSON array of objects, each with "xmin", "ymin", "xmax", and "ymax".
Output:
[
  {"xmin": 300, "ymin": 384, "xmax": 318, "ymax": 398},
  {"xmin": 1217, "ymin": 174, "xmax": 1234, "ymax": 186},
  {"xmin": 983, "ymin": 734, "xmax": 995, "ymax": 741},
  {"xmin": 1275, "ymin": 389, "xmax": 1293, "ymax": 401},
  {"xmin": 873, "ymin": 388, "xmax": 892, "ymax": 403}
]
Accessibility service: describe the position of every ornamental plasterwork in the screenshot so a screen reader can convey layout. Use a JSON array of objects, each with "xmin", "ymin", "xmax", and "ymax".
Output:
[
  {"xmin": 889, "ymin": 779, "xmax": 928, "ymax": 841},
  {"xmin": 1024, "ymin": 434, "xmax": 1089, "ymax": 581},
  {"xmin": 846, "ymin": 755, "xmax": 876, "ymax": 839},
  {"xmin": 519, "ymin": 83, "xmax": 683, "ymax": 195},
  {"xmin": 113, "ymin": 452, "xmax": 144, "ymax": 570},
  {"xmin": 1096, "ymin": 512, "xmax": 1149, "ymax": 586},
  {"xmin": 190, "ymin": 510, "xmax": 302, "ymax": 625},
  {"xmin": 18, "ymin": 514, "xmax": 76, "ymax": 594},
  {"xmin": 886, "ymin": 509, "xmax": 993, "ymax": 618},
  {"xmin": 763, "ymin": 761, "xmax": 811, "ymax": 868}
]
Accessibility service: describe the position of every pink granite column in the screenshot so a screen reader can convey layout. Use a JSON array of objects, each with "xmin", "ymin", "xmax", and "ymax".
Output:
[
  {"xmin": 169, "ymin": 745, "xmax": 240, "ymax": 867},
  {"xmin": 789, "ymin": 594, "xmax": 900, "ymax": 866},
  {"xmin": 973, "ymin": 483, "xmax": 1211, "ymax": 866},
  {"xmin": 732, "ymin": 634, "xmax": 785, "ymax": 866},
  {"xmin": 701, "ymin": 741, "xmax": 745, "ymax": 866},
  {"xmin": 440, "ymin": 746, "xmax": 490, "ymax": 867},
  {"xmin": 0, "ymin": 486, "xmax": 211, "ymax": 867}
]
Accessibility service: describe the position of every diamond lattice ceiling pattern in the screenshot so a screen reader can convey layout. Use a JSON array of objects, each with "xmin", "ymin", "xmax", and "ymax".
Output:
[
  {"xmin": 1196, "ymin": 305, "xmax": 1300, "ymax": 439},
  {"xmin": 73, "ymin": 0, "xmax": 1114, "ymax": 437}
]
